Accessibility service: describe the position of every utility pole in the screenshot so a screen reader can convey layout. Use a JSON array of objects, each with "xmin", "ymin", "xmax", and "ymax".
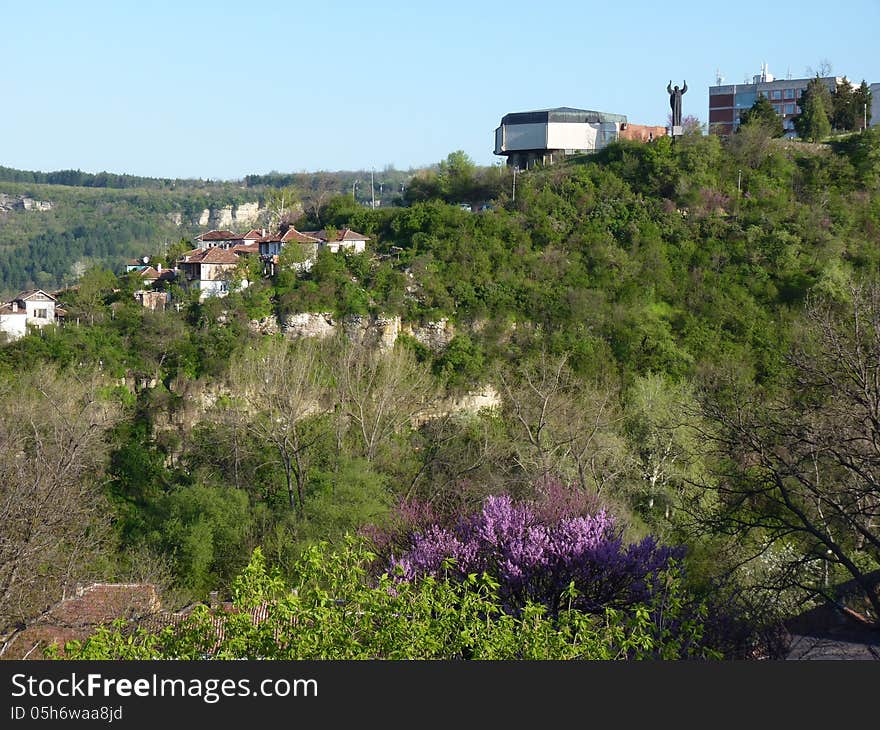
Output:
[
  {"xmin": 512, "ymin": 166, "xmax": 517, "ymax": 203},
  {"xmin": 371, "ymin": 169, "xmax": 375, "ymax": 209}
]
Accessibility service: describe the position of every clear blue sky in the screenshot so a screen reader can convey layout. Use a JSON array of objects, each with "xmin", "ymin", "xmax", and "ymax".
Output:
[{"xmin": 3, "ymin": 0, "xmax": 879, "ymax": 179}]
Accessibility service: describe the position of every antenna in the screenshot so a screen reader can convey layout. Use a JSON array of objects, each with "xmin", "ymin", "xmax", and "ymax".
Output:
[{"xmin": 715, "ymin": 68, "xmax": 724, "ymax": 86}]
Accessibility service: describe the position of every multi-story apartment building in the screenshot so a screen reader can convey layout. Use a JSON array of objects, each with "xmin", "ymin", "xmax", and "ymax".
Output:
[{"xmin": 708, "ymin": 65, "xmax": 841, "ymax": 136}]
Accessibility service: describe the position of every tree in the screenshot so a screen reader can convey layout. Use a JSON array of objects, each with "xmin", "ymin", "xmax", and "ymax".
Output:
[
  {"xmin": 51, "ymin": 540, "xmax": 721, "ymax": 660},
  {"xmin": 228, "ymin": 338, "xmax": 325, "ymax": 515},
  {"xmin": 262, "ymin": 186, "xmax": 301, "ymax": 229},
  {"xmin": 793, "ymin": 76, "xmax": 832, "ymax": 141},
  {"xmin": 67, "ymin": 265, "xmax": 118, "ymax": 324},
  {"xmin": 738, "ymin": 95, "xmax": 784, "ymax": 138},
  {"xmin": 696, "ymin": 283, "xmax": 880, "ymax": 625},
  {"xmin": 329, "ymin": 339, "xmax": 438, "ymax": 463},
  {"xmin": 831, "ymin": 77, "xmax": 858, "ymax": 132},
  {"xmin": 496, "ymin": 353, "xmax": 629, "ymax": 495},
  {"xmin": 0, "ymin": 367, "xmax": 120, "ymax": 630},
  {"xmin": 854, "ymin": 80, "xmax": 873, "ymax": 130}
]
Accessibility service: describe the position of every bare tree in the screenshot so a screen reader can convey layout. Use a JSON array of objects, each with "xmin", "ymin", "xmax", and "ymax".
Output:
[
  {"xmin": 329, "ymin": 338, "xmax": 438, "ymax": 463},
  {"xmin": 496, "ymin": 353, "xmax": 629, "ymax": 494},
  {"xmin": 229, "ymin": 338, "xmax": 325, "ymax": 516},
  {"xmin": 0, "ymin": 367, "xmax": 120, "ymax": 631},
  {"xmin": 695, "ymin": 284, "xmax": 880, "ymax": 624}
]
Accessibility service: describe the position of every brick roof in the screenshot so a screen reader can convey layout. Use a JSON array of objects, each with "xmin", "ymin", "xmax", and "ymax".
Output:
[
  {"xmin": 242, "ymin": 229, "xmax": 264, "ymax": 240},
  {"xmin": 0, "ymin": 303, "xmax": 27, "ymax": 315},
  {"xmin": 196, "ymin": 229, "xmax": 241, "ymax": 242},
  {"xmin": 177, "ymin": 247, "xmax": 239, "ymax": 264},
  {"xmin": 198, "ymin": 247, "xmax": 240, "ymax": 264},
  {"xmin": 304, "ymin": 228, "xmax": 369, "ymax": 243},
  {"xmin": 281, "ymin": 228, "xmax": 321, "ymax": 243},
  {"xmin": 16, "ymin": 289, "xmax": 58, "ymax": 302},
  {"xmin": 0, "ymin": 583, "xmax": 161, "ymax": 660},
  {"xmin": 231, "ymin": 242, "xmax": 260, "ymax": 255}
]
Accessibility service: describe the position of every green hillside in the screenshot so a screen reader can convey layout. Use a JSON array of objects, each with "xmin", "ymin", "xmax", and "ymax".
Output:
[{"xmin": 3, "ymin": 125, "xmax": 880, "ymax": 659}]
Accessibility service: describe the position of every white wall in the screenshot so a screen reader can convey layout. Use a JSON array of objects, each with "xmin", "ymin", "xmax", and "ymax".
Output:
[
  {"xmin": 546, "ymin": 122, "xmax": 598, "ymax": 151},
  {"xmin": 23, "ymin": 298, "xmax": 55, "ymax": 327},
  {"xmin": 0, "ymin": 314, "xmax": 27, "ymax": 341}
]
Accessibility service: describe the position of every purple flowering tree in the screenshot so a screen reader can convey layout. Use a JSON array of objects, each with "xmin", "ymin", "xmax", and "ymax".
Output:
[{"xmin": 383, "ymin": 489, "xmax": 684, "ymax": 615}]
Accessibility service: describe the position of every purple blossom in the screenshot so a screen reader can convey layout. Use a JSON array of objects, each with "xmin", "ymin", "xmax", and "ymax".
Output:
[{"xmin": 385, "ymin": 491, "xmax": 684, "ymax": 615}]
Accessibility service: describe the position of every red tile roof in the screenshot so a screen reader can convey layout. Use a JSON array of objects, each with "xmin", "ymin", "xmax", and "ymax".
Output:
[
  {"xmin": 242, "ymin": 229, "xmax": 264, "ymax": 240},
  {"xmin": 303, "ymin": 228, "xmax": 369, "ymax": 243},
  {"xmin": 0, "ymin": 583, "xmax": 161, "ymax": 660},
  {"xmin": 232, "ymin": 242, "xmax": 260, "ymax": 255},
  {"xmin": 198, "ymin": 247, "xmax": 240, "ymax": 264},
  {"xmin": 281, "ymin": 228, "xmax": 321, "ymax": 243},
  {"xmin": 196, "ymin": 229, "xmax": 241, "ymax": 242}
]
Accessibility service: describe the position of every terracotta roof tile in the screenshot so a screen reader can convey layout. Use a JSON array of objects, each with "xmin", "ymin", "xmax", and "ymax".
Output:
[
  {"xmin": 196, "ymin": 229, "xmax": 241, "ymax": 242},
  {"xmin": 198, "ymin": 247, "xmax": 240, "ymax": 264},
  {"xmin": 281, "ymin": 228, "xmax": 320, "ymax": 243}
]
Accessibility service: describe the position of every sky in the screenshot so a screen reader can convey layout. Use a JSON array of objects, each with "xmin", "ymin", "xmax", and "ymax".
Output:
[{"xmin": 3, "ymin": 0, "xmax": 880, "ymax": 180}]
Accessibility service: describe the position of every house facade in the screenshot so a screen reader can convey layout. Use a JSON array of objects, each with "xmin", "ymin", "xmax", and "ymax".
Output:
[
  {"xmin": 194, "ymin": 229, "xmax": 245, "ymax": 250},
  {"xmin": 0, "ymin": 289, "xmax": 59, "ymax": 342},
  {"xmin": 177, "ymin": 247, "xmax": 247, "ymax": 299}
]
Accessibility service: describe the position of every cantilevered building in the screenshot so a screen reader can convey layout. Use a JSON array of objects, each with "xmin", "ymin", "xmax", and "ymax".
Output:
[{"xmin": 493, "ymin": 107, "xmax": 629, "ymax": 169}]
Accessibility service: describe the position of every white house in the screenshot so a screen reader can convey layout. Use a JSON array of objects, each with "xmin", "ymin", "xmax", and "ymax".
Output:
[
  {"xmin": 177, "ymin": 247, "xmax": 248, "ymax": 300},
  {"xmin": 307, "ymin": 228, "xmax": 369, "ymax": 254},
  {"xmin": 0, "ymin": 289, "xmax": 59, "ymax": 342},
  {"xmin": 0, "ymin": 301, "xmax": 27, "ymax": 341},
  {"xmin": 194, "ymin": 230, "xmax": 245, "ymax": 250}
]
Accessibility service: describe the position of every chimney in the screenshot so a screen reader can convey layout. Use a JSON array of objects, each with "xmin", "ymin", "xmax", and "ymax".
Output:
[
  {"xmin": 11, "ymin": 301, "xmax": 17, "ymax": 312},
  {"xmin": 156, "ymin": 263, "xmax": 162, "ymax": 273}
]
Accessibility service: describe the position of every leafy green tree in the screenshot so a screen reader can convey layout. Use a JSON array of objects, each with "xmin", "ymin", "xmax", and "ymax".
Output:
[
  {"xmin": 831, "ymin": 77, "xmax": 858, "ymax": 131},
  {"xmin": 51, "ymin": 541, "xmax": 721, "ymax": 660},
  {"xmin": 793, "ymin": 77, "xmax": 833, "ymax": 141},
  {"xmin": 854, "ymin": 80, "xmax": 873, "ymax": 130},
  {"xmin": 738, "ymin": 95, "xmax": 784, "ymax": 138}
]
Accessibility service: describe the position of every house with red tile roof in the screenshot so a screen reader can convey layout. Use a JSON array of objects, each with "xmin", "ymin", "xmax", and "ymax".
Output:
[
  {"xmin": 194, "ymin": 229, "xmax": 245, "ymax": 250},
  {"xmin": 0, "ymin": 289, "xmax": 59, "ymax": 343},
  {"xmin": 177, "ymin": 246, "xmax": 248, "ymax": 299}
]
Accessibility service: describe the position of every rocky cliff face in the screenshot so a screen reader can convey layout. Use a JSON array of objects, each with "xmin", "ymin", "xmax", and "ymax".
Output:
[
  {"xmin": 281, "ymin": 312, "xmax": 454, "ymax": 353},
  {"xmin": 195, "ymin": 202, "xmax": 263, "ymax": 229},
  {"xmin": 0, "ymin": 193, "xmax": 53, "ymax": 212}
]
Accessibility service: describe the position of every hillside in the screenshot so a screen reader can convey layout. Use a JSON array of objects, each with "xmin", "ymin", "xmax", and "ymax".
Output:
[
  {"xmin": 0, "ymin": 166, "xmax": 418, "ymax": 297},
  {"xmin": 2, "ymin": 125, "xmax": 880, "ymax": 659}
]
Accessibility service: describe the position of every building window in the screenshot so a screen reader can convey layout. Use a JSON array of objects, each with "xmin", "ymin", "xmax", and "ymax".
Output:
[
  {"xmin": 34, "ymin": 308, "xmax": 47, "ymax": 319},
  {"xmin": 784, "ymin": 88, "xmax": 795, "ymax": 99},
  {"xmin": 773, "ymin": 104, "xmax": 783, "ymax": 114},
  {"xmin": 770, "ymin": 90, "xmax": 782, "ymax": 100},
  {"xmin": 784, "ymin": 103, "xmax": 796, "ymax": 114}
]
